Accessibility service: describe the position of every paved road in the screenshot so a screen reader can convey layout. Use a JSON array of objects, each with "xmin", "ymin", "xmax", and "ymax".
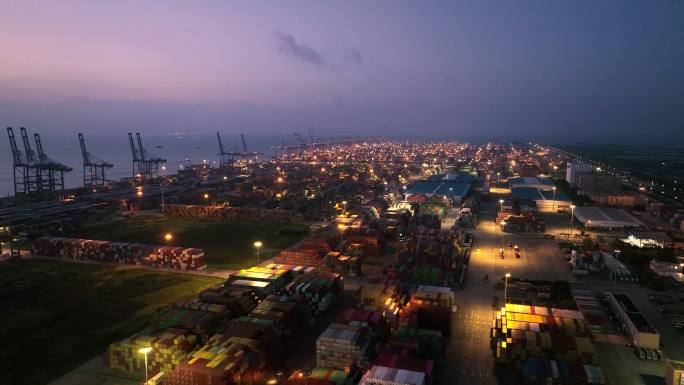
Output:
[{"xmin": 445, "ymin": 200, "xmax": 572, "ymax": 385}]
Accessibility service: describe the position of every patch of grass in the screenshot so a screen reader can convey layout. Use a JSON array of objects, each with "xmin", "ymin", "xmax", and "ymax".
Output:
[
  {"xmin": 0, "ymin": 259, "xmax": 222, "ymax": 385},
  {"xmin": 74, "ymin": 216, "xmax": 310, "ymax": 269}
]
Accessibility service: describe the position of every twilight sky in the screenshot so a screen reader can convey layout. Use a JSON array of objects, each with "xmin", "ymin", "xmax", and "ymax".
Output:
[{"xmin": 1, "ymin": 1, "xmax": 683, "ymax": 144}]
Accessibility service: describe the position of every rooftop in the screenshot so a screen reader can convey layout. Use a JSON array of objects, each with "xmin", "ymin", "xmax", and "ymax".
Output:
[{"xmin": 510, "ymin": 187, "xmax": 571, "ymax": 202}]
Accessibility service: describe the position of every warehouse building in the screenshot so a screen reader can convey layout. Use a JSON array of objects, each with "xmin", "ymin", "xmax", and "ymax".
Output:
[
  {"xmin": 510, "ymin": 187, "xmax": 572, "ymax": 212},
  {"xmin": 604, "ymin": 292, "xmax": 659, "ymax": 348},
  {"xmin": 507, "ymin": 176, "xmax": 556, "ymax": 191},
  {"xmin": 405, "ymin": 174, "xmax": 473, "ymax": 204},
  {"xmin": 573, "ymin": 206, "xmax": 644, "ymax": 229}
]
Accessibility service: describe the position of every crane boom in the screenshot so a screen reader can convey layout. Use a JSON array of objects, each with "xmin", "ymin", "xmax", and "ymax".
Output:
[
  {"xmin": 136, "ymin": 133, "xmax": 146, "ymax": 160},
  {"xmin": 34, "ymin": 133, "xmax": 47, "ymax": 161},
  {"xmin": 7, "ymin": 127, "xmax": 24, "ymax": 165},
  {"xmin": 78, "ymin": 133, "xmax": 90, "ymax": 164},
  {"xmin": 128, "ymin": 132, "xmax": 138, "ymax": 161},
  {"xmin": 20, "ymin": 127, "xmax": 36, "ymax": 163}
]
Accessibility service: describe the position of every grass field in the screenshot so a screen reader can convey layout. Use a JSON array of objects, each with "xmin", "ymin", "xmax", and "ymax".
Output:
[
  {"xmin": 0, "ymin": 259, "xmax": 223, "ymax": 385},
  {"xmin": 75, "ymin": 216, "xmax": 310, "ymax": 269}
]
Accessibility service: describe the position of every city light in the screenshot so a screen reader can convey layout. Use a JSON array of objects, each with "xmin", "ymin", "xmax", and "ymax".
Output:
[{"xmin": 164, "ymin": 233, "xmax": 173, "ymax": 241}]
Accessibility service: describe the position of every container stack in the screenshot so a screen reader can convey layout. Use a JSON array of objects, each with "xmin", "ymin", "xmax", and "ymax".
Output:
[
  {"xmin": 227, "ymin": 267, "xmax": 291, "ymax": 295},
  {"xmin": 569, "ymin": 282, "xmax": 607, "ymax": 334},
  {"xmin": 358, "ymin": 284, "xmax": 401, "ymax": 308},
  {"xmin": 336, "ymin": 309, "xmax": 387, "ymax": 335},
  {"xmin": 316, "ymin": 323, "xmax": 369, "ymax": 370},
  {"xmin": 273, "ymin": 237, "xmax": 333, "ymax": 267},
  {"xmin": 151, "ymin": 306, "xmax": 226, "ymax": 343},
  {"xmin": 358, "ymin": 365, "xmax": 426, "ymax": 385},
  {"xmin": 392, "ymin": 327, "xmax": 445, "ymax": 367},
  {"xmin": 344, "ymin": 232, "xmax": 382, "ymax": 257},
  {"xmin": 374, "ymin": 354, "xmax": 434, "ymax": 385},
  {"xmin": 222, "ymin": 315, "xmax": 287, "ymax": 368},
  {"xmin": 263, "ymin": 263, "xmax": 318, "ymax": 276},
  {"xmin": 165, "ymin": 204, "xmax": 294, "ymax": 224},
  {"xmin": 145, "ymin": 247, "xmax": 207, "ymax": 271},
  {"xmin": 522, "ymin": 357, "xmax": 606, "ymax": 385},
  {"xmin": 165, "ymin": 334, "xmax": 268, "ymax": 385},
  {"xmin": 492, "ymin": 303, "xmax": 599, "ymax": 383},
  {"xmin": 283, "ymin": 271, "xmax": 343, "ymax": 316},
  {"xmin": 107, "ymin": 329, "xmax": 197, "ymax": 375},
  {"xmin": 33, "ymin": 237, "xmax": 207, "ymax": 271},
  {"xmin": 248, "ymin": 295, "xmax": 299, "ymax": 336},
  {"xmin": 198, "ymin": 286, "xmax": 260, "ymax": 316}
]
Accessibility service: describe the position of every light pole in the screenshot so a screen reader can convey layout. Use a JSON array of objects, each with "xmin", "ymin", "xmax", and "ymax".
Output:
[
  {"xmin": 161, "ymin": 180, "xmax": 165, "ymax": 213},
  {"xmin": 500, "ymin": 221, "xmax": 506, "ymax": 251},
  {"xmin": 570, "ymin": 204, "xmax": 576, "ymax": 236},
  {"xmin": 552, "ymin": 186, "xmax": 557, "ymax": 212},
  {"xmin": 138, "ymin": 347, "xmax": 152, "ymax": 384},
  {"xmin": 164, "ymin": 233, "xmax": 173, "ymax": 242},
  {"xmin": 504, "ymin": 272, "xmax": 511, "ymax": 305},
  {"xmin": 254, "ymin": 241, "xmax": 263, "ymax": 264},
  {"xmin": 337, "ymin": 223, "xmax": 346, "ymax": 249},
  {"xmin": 497, "ymin": 172, "xmax": 501, "ymax": 188},
  {"xmin": 499, "ymin": 199, "xmax": 504, "ymax": 213}
]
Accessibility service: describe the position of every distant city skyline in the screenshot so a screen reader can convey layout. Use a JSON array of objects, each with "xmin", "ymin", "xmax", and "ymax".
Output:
[{"xmin": 1, "ymin": 1, "xmax": 683, "ymax": 145}]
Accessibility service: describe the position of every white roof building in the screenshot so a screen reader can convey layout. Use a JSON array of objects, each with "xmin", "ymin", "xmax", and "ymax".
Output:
[{"xmin": 573, "ymin": 206, "xmax": 644, "ymax": 229}]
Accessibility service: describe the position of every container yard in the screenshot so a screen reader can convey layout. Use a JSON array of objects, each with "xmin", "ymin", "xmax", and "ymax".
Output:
[{"xmin": 3, "ymin": 140, "xmax": 635, "ymax": 385}]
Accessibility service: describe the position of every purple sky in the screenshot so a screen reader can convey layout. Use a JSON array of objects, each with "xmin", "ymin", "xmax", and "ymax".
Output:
[{"xmin": 1, "ymin": 1, "xmax": 683, "ymax": 144}]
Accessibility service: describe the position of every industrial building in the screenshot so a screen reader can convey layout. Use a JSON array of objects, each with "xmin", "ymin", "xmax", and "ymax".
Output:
[
  {"xmin": 507, "ymin": 176, "xmax": 556, "ymax": 191},
  {"xmin": 604, "ymin": 292, "xmax": 660, "ymax": 349},
  {"xmin": 405, "ymin": 173, "xmax": 473, "ymax": 204},
  {"xmin": 572, "ymin": 206, "xmax": 644, "ymax": 229},
  {"xmin": 650, "ymin": 258, "xmax": 684, "ymax": 284},
  {"xmin": 566, "ymin": 161, "xmax": 593, "ymax": 187},
  {"xmin": 510, "ymin": 187, "xmax": 572, "ymax": 212},
  {"xmin": 578, "ymin": 175, "xmax": 622, "ymax": 194}
]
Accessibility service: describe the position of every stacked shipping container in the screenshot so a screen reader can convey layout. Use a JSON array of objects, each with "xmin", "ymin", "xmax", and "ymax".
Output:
[{"xmin": 33, "ymin": 236, "xmax": 206, "ymax": 270}]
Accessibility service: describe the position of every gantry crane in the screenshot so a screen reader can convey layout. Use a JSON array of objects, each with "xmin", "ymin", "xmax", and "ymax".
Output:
[
  {"xmin": 216, "ymin": 132, "xmax": 262, "ymax": 166},
  {"xmin": 5, "ymin": 127, "xmax": 72, "ymax": 195},
  {"xmin": 128, "ymin": 132, "xmax": 166, "ymax": 179},
  {"xmin": 79, "ymin": 133, "xmax": 113, "ymax": 186}
]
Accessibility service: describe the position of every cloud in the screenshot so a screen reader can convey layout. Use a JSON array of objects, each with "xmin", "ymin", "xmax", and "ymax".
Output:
[
  {"xmin": 342, "ymin": 48, "xmax": 363, "ymax": 66},
  {"xmin": 272, "ymin": 30, "xmax": 362, "ymax": 70},
  {"xmin": 273, "ymin": 30, "xmax": 332, "ymax": 69}
]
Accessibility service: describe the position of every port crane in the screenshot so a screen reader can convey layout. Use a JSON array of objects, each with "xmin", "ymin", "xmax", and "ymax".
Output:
[
  {"xmin": 5, "ymin": 127, "xmax": 72, "ymax": 195},
  {"xmin": 128, "ymin": 132, "xmax": 166, "ymax": 179},
  {"xmin": 79, "ymin": 133, "xmax": 113, "ymax": 186},
  {"xmin": 217, "ymin": 132, "xmax": 263, "ymax": 166}
]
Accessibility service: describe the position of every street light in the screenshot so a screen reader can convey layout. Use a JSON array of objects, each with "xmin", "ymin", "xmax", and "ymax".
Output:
[
  {"xmin": 552, "ymin": 186, "xmax": 557, "ymax": 211},
  {"xmin": 499, "ymin": 199, "xmax": 504, "ymax": 212},
  {"xmin": 164, "ymin": 233, "xmax": 173, "ymax": 242},
  {"xmin": 337, "ymin": 223, "xmax": 346, "ymax": 248},
  {"xmin": 254, "ymin": 241, "xmax": 263, "ymax": 264},
  {"xmin": 504, "ymin": 273, "xmax": 511, "ymax": 305},
  {"xmin": 570, "ymin": 204, "xmax": 576, "ymax": 236},
  {"xmin": 138, "ymin": 347, "xmax": 152, "ymax": 383}
]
